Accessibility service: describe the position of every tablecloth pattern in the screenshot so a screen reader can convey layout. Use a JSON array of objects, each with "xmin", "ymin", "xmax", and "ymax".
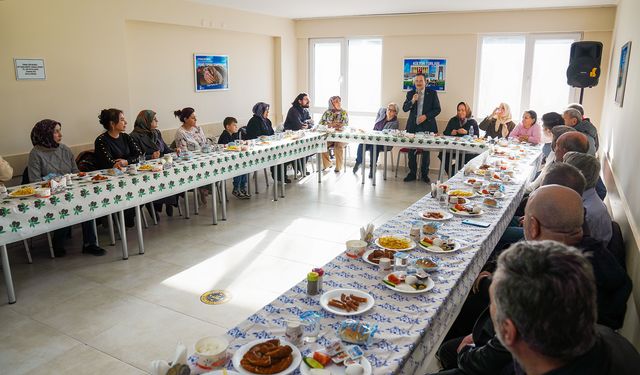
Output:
[
  {"xmin": 224, "ymin": 144, "xmax": 542, "ymax": 374},
  {"xmin": 325, "ymin": 131, "xmax": 490, "ymax": 153},
  {"xmin": 0, "ymin": 134, "xmax": 327, "ymax": 246}
]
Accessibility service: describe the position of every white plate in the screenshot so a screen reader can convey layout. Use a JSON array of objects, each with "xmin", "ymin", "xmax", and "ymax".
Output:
[
  {"xmin": 203, "ymin": 371, "xmax": 241, "ymax": 375},
  {"xmin": 418, "ymin": 239, "xmax": 462, "ymax": 253},
  {"xmin": 299, "ymin": 356, "xmax": 373, "ymax": 375},
  {"xmin": 447, "ymin": 190, "xmax": 476, "ymax": 199},
  {"xmin": 449, "ymin": 208, "xmax": 484, "ymax": 217},
  {"xmin": 374, "ymin": 236, "xmax": 416, "ymax": 251},
  {"xmin": 320, "ymin": 288, "xmax": 375, "ymax": 316},
  {"xmin": 8, "ymin": 192, "xmax": 36, "ymax": 198},
  {"xmin": 382, "ymin": 272, "xmax": 435, "ymax": 294},
  {"xmin": 362, "ymin": 249, "xmax": 397, "ymax": 266},
  {"xmin": 420, "ymin": 210, "xmax": 453, "ymax": 221},
  {"xmin": 232, "ymin": 339, "xmax": 301, "ymax": 375}
]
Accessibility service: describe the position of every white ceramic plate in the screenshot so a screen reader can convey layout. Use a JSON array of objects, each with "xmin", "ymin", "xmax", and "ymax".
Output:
[
  {"xmin": 374, "ymin": 236, "xmax": 416, "ymax": 251},
  {"xmin": 299, "ymin": 356, "xmax": 373, "ymax": 375},
  {"xmin": 449, "ymin": 208, "xmax": 483, "ymax": 217},
  {"xmin": 361, "ymin": 249, "xmax": 397, "ymax": 266},
  {"xmin": 8, "ymin": 191, "xmax": 36, "ymax": 198},
  {"xmin": 418, "ymin": 239, "xmax": 462, "ymax": 253},
  {"xmin": 320, "ymin": 288, "xmax": 375, "ymax": 316},
  {"xmin": 232, "ymin": 339, "xmax": 301, "ymax": 375},
  {"xmin": 447, "ymin": 190, "xmax": 476, "ymax": 199},
  {"xmin": 382, "ymin": 272, "xmax": 435, "ymax": 294},
  {"xmin": 420, "ymin": 210, "xmax": 453, "ymax": 221}
]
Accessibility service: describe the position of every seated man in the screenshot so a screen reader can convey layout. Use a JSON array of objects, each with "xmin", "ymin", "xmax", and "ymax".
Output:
[
  {"xmin": 523, "ymin": 185, "xmax": 631, "ymax": 330},
  {"xmin": 436, "ymin": 183, "xmax": 631, "ymax": 374},
  {"xmin": 563, "ymin": 152, "xmax": 612, "ymax": 246},
  {"xmin": 490, "ymin": 240, "xmax": 639, "ymax": 374},
  {"xmin": 525, "ymin": 126, "xmax": 579, "ymax": 195}
]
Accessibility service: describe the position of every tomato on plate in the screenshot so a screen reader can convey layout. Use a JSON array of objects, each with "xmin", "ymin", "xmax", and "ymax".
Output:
[
  {"xmin": 313, "ymin": 352, "xmax": 331, "ymax": 366},
  {"xmin": 388, "ymin": 274, "xmax": 402, "ymax": 285}
]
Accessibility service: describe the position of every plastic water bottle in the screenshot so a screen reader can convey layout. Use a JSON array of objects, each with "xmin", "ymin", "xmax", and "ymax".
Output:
[{"xmin": 469, "ymin": 126, "xmax": 475, "ymax": 138}]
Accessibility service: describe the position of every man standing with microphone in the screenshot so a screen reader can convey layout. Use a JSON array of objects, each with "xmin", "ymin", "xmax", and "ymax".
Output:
[{"xmin": 402, "ymin": 73, "xmax": 441, "ymax": 183}]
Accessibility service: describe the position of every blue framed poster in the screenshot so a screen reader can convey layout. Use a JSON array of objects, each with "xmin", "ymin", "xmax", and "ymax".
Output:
[
  {"xmin": 194, "ymin": 54, "xmax": 229, "ymax": 92},
  {"xmin": 403, "ymin": 57, "xmax": 447, "ymax": 91},
  {"xmin": 615, "ymin": 41, "xmax": 631, "ymax": 107}
]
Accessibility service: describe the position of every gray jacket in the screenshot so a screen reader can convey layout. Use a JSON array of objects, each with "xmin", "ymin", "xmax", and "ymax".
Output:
[{"xmin": 28, "ymin": 144, "xmax": 78, "ymax": 182}]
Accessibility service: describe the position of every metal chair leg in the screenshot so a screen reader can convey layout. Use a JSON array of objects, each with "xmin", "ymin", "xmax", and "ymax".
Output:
[
  {"xmin": 221, "ymin": 180, "xmax": 227, "ymax": 220},
  {"xmin": 147, "ymin": 203, "xmax": 158, "ymax": 225},
  {"xmin": 142, "ymin": 207, "xmax": 149, "ymax": 229},
  {"xmin": 23, "ymin": 240, "xmax": 32, "ymax": 264},
  {"xmin": 211, "ymin": 183, "xmax": 218, "ymax": 225},
  {"xmin": 92, "ymin": 220, "xmax": 99, "ymax": 247},
  {"xmin": 263, "ymin": 169, "xmax": 269, "ymax": 187},
  {"xmin": 184, "ymin": 191, "xmax": 190, "ymax": 219},
  {"xmin": 135, "ymin": 205, "xmax": 144, "ymax": 255},
  {"xmin": 108, "ymin": 214, "xmax": 116, "ymax": 245},
  {"xmin": 47, "ymin": 232, "xmax": 55, "ymax": 258}
]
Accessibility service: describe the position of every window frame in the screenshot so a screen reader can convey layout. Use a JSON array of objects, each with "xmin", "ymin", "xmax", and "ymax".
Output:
[
  {"xmin": 309, "ymin": 37, "xmax": 383, "ymax": 120},
  {"xmin": 474, "ymin": 32, "xmax": 583, "ymax": 119}
]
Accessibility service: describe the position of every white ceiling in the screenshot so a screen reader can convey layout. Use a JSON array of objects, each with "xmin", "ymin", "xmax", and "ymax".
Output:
[{"xmin": 190, "ymin": 0, "xmax": 616, "ymax": 20}]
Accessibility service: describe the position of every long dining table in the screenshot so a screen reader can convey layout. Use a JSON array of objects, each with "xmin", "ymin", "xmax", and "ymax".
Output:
[
  {"xmin": 223, "ymin": 141, "xmax": 542, "ymax": 374},
  {"xmin": 0, "ymin": 133, "xmax": 328, "ymax": 304}
]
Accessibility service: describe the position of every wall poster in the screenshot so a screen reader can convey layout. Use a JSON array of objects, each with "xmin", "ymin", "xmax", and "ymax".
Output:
[
  {"xmin": 403, "ymin": 58, "xmax": 446, "ymax": 91},
  {"xmin": 615, "ymin": 41, "xmax": 631, "ymax": 106},
  {"xmin": 194, "ymin": 54, "xmax": 229, "ymax": 92}
]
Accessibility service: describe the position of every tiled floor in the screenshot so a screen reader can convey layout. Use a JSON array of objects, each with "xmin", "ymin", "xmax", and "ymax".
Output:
[{"xmin": 0, "ymin": 165, "xmax": 434, "ymax": 374}]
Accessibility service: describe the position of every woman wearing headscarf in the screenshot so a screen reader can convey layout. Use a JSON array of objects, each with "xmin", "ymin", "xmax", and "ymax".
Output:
[
  {"xmin": 245, "ymin": 102, "xmax": 290, "ymax": 182},
  {"xmin": 28, "ymin": 119, "xmax": 107, "ymax": 256},
  {"xmin": 320, "ymin": 96, "xmax": 349, "ymax": 172},
  {"xmin": 246, "ymin": 102, "xmax": 274, "ymax": 140},
  {"xmin": 439, "ymin": 101, "xmax": 480, "ymax": 175},
  {"xmin": 479, "ymin": 102, "xmax": 515, "ymax": 139},
  {"xmin": 130, "ymin": 110, "xmax": 174, "ymax": 159},
  {"xmin": 130, "ymin": 110, "xmax": 178, "ymax": 216}
]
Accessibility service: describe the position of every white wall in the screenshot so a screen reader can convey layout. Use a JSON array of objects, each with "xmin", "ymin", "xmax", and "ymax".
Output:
[{"xmin": 599, "ymin": 0, "xmax": 640, "ymax": 347}]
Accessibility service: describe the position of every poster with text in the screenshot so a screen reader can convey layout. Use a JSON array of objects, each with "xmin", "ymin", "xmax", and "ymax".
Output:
[
  {"xmin": 403, "ymin": 58, "xmax": 446, "ymax": 91},
  {"xmin": 194, "ymin": 54, "xmax": 229, "ymax": 92},
  {"xmin": 615, "ymin": 42, "xmax": 631, "ymax": 106}
]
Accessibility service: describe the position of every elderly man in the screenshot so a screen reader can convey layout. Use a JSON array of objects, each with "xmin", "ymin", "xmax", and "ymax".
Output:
[
  {"xmin": 523, "ymin": 185, "xmax": 630, "ymax": 329},
  {"xmin": 554, "ymin": 131, "xmax": 589, "ymax": 162},
  {"xmin": 518, "ymin": 125, "xmax": 577, "ymax": 195},
  {"xmin": 568, "ymin": 103, "xmax": 599, "ymax": 151},
  {"xmin": 563, "ymin": 152, "xmax": 612, "ymax": 245},
  {"xmin": 563, "ymin": 108, "xmax": 598, "ymax": 155},
  {"xmin": 490, "ymin": 240, "xmax": 638, "ymax": 375},
  {"xmin": 402, "ymin": 73, "xmax": 441, "ymax": 183}
]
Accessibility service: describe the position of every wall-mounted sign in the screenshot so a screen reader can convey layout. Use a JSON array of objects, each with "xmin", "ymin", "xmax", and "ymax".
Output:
[
  {"xmin": 194, "ymin": 54, "xmax": 229, "ymax": 92},
  {"xmin": 14, "ymin": 58, "xmax": 46, "ymax": 80},
  {"xmin": 403, "ymin": 57, "xmax": 447, "ymax": 91}
]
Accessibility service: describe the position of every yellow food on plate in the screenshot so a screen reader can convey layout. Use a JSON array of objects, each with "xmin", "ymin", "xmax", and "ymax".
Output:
[
  {"xmin": 378, "ymin": 236, "xmax": 411, "ymax": 250},
  {"xmin": 10, "ymin": 186, "xmax": 36, "ymax": 197},
  {"xmin": 448, "ymin": 189, "xmax": 474, "ymax": 197},
  {"xmin": 138, "ymin": 164, "xmax": 153, "ymax": 171}
]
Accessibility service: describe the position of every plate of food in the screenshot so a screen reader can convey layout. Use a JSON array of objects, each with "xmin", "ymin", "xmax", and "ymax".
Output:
[
  {"xmin": 418, "ymin": 235, "xmax": 461, "ymax": 253},
  {"xmin": 232, "ymin": 339, "xmax": 301, "ymax": 375},
  {"xmin": 447, "ymin": 189, "xmax": 475, "ymax": 198},
  {"xmin": 362, "ymin": 249, "xmax": 396, "ymax": 265},
  {"xmin": 449, "ymin": 204, "xmax": 484, "ymax": 217},
  {"xmin": 90, "ymin": 174, "xmax": 110, "ymax": 182},
  {"xmin": 420, "ymin": 210, "xmax": 453, "ymax": 221},
  {"xmin": 8, "ymin": 186, "xmax": 36, "ymax": 198},
  {"xmin": 299, "ymin": 355, "xmax": 372, "ymax": 375},
  {"xmin": 374, "ymin": 236, "xmax": 416, "ymax": 251},
  {"xmin": 137, "ymin": 164, "xmax": 154, "ymax": 172},
  {"xmin": 382, "ymin": 272, "xmax": 434, "ymax": 294},
  {"xmin": 463, "ymin": 178, "xmax": 481, "ymax": 186},
  {"xmin": 478, "ymin": 189, "xmax": 505, "ymax": 199},
  {"xmin": 414, "ymin": 257, "xmax": 439, "ymax": 272},
  {"xmin": 320, "ymin": 289, "xmax": 374, "ymax": 316},
  {"xmin": 203, "ymin": 371, "xmax": 241, "ymax": 375}
]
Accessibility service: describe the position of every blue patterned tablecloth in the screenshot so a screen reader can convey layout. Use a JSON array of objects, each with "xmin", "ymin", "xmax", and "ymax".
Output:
[{"xmin": 225, "ymin": 143, "xmax": 542, "ymax": 374}]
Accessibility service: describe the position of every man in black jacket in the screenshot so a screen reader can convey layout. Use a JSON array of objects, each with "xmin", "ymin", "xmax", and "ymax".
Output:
[
  {"xmin": 402, "ymin": 73, "xmax": 441, "ymax": 183},
  {"xmin": 490, "ymin": 241, "xmax": 640, "ymax": 375},
  {"xmin": 283, "ymin": 93, "xmax": 313, "ymax": 131}
]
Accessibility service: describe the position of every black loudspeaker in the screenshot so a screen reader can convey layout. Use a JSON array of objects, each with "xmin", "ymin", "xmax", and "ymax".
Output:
[{"xmin": 567, "ymin": 41, "xmax": 603, "ymax": 88}]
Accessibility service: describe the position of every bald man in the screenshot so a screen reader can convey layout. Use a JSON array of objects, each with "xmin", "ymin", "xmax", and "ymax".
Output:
[
  {"xmin": 554, "ymin": 131, "xmax": 589, "ymax": 162},
  {"xmin": 524, "ymin": 185, "xmax": 631, "ymax": 329}
]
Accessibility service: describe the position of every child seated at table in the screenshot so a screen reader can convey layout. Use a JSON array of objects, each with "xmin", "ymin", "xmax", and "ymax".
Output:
[{"xmin": 218, "ymin": 117, "xmax": 249, "ymax": 199}]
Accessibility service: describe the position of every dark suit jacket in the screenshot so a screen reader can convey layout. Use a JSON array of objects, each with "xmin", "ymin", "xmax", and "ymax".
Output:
[{"xmin": 402, "ymin": 88, "xmax": 441, "ymax": 133}]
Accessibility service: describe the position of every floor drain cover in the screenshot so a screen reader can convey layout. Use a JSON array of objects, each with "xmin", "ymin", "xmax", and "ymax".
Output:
[{"xmin": 200, "ymin": 290, "xmax": 232, "ymax": 305}]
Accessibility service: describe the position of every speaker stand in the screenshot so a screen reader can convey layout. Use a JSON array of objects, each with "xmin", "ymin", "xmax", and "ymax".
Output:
[{"xmin": 579, "ymin": 87, "xmax": 585, "ymax": 104}]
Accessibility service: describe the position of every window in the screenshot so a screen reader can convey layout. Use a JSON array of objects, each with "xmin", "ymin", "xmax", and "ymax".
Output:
[
  {"xmin": 475, "ymin": 33, "xmax": 581, "ymax": 125},
  {"xmin": 310, "ymin": 38, "xmax": 382, "ymax": 129}
]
